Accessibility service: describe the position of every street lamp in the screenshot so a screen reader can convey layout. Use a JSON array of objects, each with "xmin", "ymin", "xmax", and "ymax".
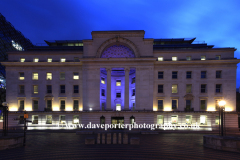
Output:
[
  {"xmin": 218, "ymin": 100, "xmax": 226, "ymax": 136},
  {"xmin": 2, "ymin": 102, "xmax": 8, "ymax": 136}
]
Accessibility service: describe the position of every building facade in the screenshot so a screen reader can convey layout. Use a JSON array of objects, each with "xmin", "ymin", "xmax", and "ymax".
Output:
[{"xmin": 2, "ymin": 30, "xmax": 239, "ymax": 130}]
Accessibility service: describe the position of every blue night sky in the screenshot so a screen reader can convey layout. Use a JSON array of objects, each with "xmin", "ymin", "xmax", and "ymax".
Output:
[{"xmin": 1, "ymin": 0, "xmax": 240, "ymax": 87}]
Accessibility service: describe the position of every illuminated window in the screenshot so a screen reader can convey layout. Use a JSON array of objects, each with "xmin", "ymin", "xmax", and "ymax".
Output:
[
  {"xmin": 172, "ymin": 85, "xmax": 178, "ymax": 93},
  {"xmin": 60, "ymin": 85, "xmax": 65, "ymax": 94},
  {"xmin": 60, "ymin": 58, "xmax": 66, "ymax": 62},
  {"xmin": 19, "ymin": 85, "xmax": 25, "ymax": 94},
  {"xmin": 215, "ymin": 55, "xmax": 221, "ymax": 60},
  {"xmin": 20, "ymin": 58, "xmax": 25, "ymax": 62},
  {"xmin": 47, "ymin": 85, "xmax": 52, "ymax": 94},
  {"xmin": 158, "ymin": 71, "xmax": 164, "ymax": 79},
  {"xmin": 32, "ymin": 115, "xmax": 38, "ymax": 124},
  {"xmin": 60, "ymin": 100, "xmax": 65, "ymax": 110},
  {"xmin": 46, "ymin": 115, "xmax": 52, "ymax": 124},
  {"xmin": 200, "ymin": 115, "xmax": 207, "ymax": 125},
  {"xmin": 200, "ymin": 100, "xmax": 207, "ymax": 110},
  {"xmin": 60, "ymin": 72, "xmax": 65, "ymax": 80},
  {"xmin": 186, "ymin": 84, "xmax": 192, "ymax": 93},
  {"xmin": 185, "ymin": 115, "xmax": 192, "ymax": 124},
  {"xmin": 33, "ymin": 85, "xmax": 38, "ymax": 94},
  {"xmin": 157, "ymin": 115, "xmax": 164, "ymax": 124},
  {"xmin": 73, "ymin": 100, "xmax": 79, "ymax": 110},
  {"xmin": 33, "ymin": 100, "xmax": 38, "ymax": 110},
  {"xmin": 73, "ymin": 115, "xmax": 79, "ymax": 124},
  {"xmin": 216, "ymin": 84, "xmax": 222, "ymax": 93},
  {"xmin": 59, "ymin": 115, "xmax": 66, "ymax": 124},
  {"xmin": 48, "ymin": 58, "xmax": 52, "ymax": 62},
  {"xmin": 158, "ymin": 85, "xmax": 163, "ymax": 93},
  {"xmin": 215, "ymin": 116, "xmax": 220, "ymax": 125},
  {"xmin": 201, "ymin": 56, "xmax": 206, "ymax": 60},
  {"xmin": 46, "ymin": 73, "xmax": 52, "ymax": 80},
  {"xmin": 32, "ymin": 73, "xmax": 38, "ymax": 80},
  {"xmin": 73, "ymin": 72, "xmax": 79, "ymax": 80},
  {"xmin": 172, "ymin": 57, "xmax": 177, "ymax": 61},
  {"xmin": 186, "ymin": 71, "xmax": 191, "ymax": 79},
  {"xmin": 101, "ymin": 77, "xmax": 105, "ymax": 84},
  {"xmin": 171, "ymin": 115, "xmax": 178, "ymax": 124},
  {"xmin": 73, "ymin": 85, "xmax": 79, "ymax": 93},
  {"xmin": 158, "ymin": 57, "xmax": 163, "ymax": 61},
  {"xmin": 201, "ymin": 84, "xmax": 207, "ymax": 93},
  {"xmin": 116, "ymin": 80, "xmax": 121, "ymax": 86},
  {"xmin": 186, "ymin": 56, "xmax": 191, "ymax": 61},
  {"xmin": 158, "ymin": 100, "xmax": 163, "ymax": 110},
  {"xmin": 216, "ymin": 71, "xmax": 222, "ymax": 78},
  {"xmin": 116, "ymin": 104, "xmax": 121, "ymax": 111},
  {"xmin": 201, "ymin": 71, "xmax": 207, "ymax": 78},
  {"xmin": 19, "ymin": 72, "xmax": 24, "ymax": 80},
  {"xmin": 34, "ymin": 58, "xmax": 39, "ymax": 62},
  {"xmin": 172, "ymin": 71, "xmax": 177, "ymax": 79},
  {"xmin": 172, "ymin": 100, "xmax": 178, "ymax": 110},
  {"xmin": 19, "ymin": 100, "xmax": 24, "ymax": 110}
]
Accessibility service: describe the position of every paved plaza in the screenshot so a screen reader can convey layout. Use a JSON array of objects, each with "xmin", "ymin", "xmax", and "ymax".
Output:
[{"xmin": 0, "ymin": 132, "xmax": 240, "ymax": 160}]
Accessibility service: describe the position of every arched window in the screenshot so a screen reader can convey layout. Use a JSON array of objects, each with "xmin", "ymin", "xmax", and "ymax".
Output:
[{"xmin": 130, "ymin": 115, "xmax": 135, "ymax": 124}]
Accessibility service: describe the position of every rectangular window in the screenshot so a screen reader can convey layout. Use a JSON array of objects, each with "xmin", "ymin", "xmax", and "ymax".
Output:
[
  {"xmin": 73, "ymin": 85, "xmax": 79, "ymax": 93},
  {"xmin": 73, "ymin": 115, "xmax": 79, "ymax": 124},
  {"xmin": 116, "ymin": 104, "xmax": 121, "ymax": 111},
  {"xmin": 158, "ymin": 100, "xmax": 163, "ymax": 110},
  {"xmin": 201, "ymin": 84, "xmax": 207, "ymax": 93},
  {"xmin": 132, "ymin": 89, "xmax": 135, "ymax": 96},
  {"xmin": 19, "ymin": 72, "xmax": 24, "ymax": 80},
  {"xmin": 200, "ymin": 100, "xmax": 206, "ymax": 110},
  {"xmin": 172, "ymin": 71, "xmax": 177, "ymax": 79},
  {"xmin": 201, "ymin": 56, "xmax": 206, "ymax": 60},
  {"xmin": 101, "ymin": 102, "xmax": 105, "ymax": 110},
  {"xmin": 186, "ymin": 115, "xmax": 192, "ymax": 124},
  {"xmin": 216, "ymin": 71, "xmax": 222, "ymax": 78},
  {"xmin": 32, "ymin": 73, "xmax": 38, "ymax": 80},
  {"xmin": 46, "ymin": 73, "xmax": 52, "ymax": 80},
  {"xmin": 200, "ymin": 115, "xmax": 207, "ymax": 125},
  {"xmin": 46, "ymin": 115, "xmax": 52, "ymax": 124},
  {"xmin": 201, "ymin": 71, "xmax": 206, "ymax": 79},
  {"xmin": 186, "ymin": 84, "xmax": 192, "ymax": 93},
  {"xmin": 47, "ymin": 100, "xmax": 52, "ymax": 109},
  {"xmin": 19, "ymin": 100, "xmax": 24, "ymax": 110},
  {"xmin": 216, "ymin": 84, "xmax": 222, "ymax": 93},
  {"xmin": 186, "ymin": 71, "xmax": 191, "ymax": 79},
  {"xmin": 215, "ymin": 55, "xmax": 221, "ymax": 60},
  {"xmin": 116, "ymin": 80, "xmax": 121, "ymax": 86},
  {"xmin": 186, "ymin": 100, "xmax": 191, "ymax": 109},
  {"xmin": 171, "ymin": 115, "xmax": 178, "ymax": 124},
  {"xmin": 101, "ymin": 77, "xmax": 105, "ymax": 84},
  {"xmin": 60, "ymin": 100, "xmax": 65, "ymax": 110},
  {"xmin": 47, "ymin": 85, "xmax": 52, "ymax": 94},
  {"xmin": 172, "ymin": 57, "xmax": 177, "ymax": 61},
  {"xmin": 60, "ymin": 85, "xmax": 65, "ymax": 94},
  {"xmin": 158, "ymin": 57, "xmax": 163, "ymax": 61},
  {"xmin": 60, "ymin": 72, "xmax": 65, "ymax": 80},
  {"xmin": 215, "ymin": 116, "xmax": 220, "ymax": 125},
  {"xmin": 20, "ymin": 58, "xmax": 25, "ymax": 62},
  {"xmin": 116, "ymin": 92, "xmax": 121, "ymax": 98},
  {"xmin": 158, "ymin": 85, "xmax": 163, "ymax": 93},
  {"xmin": 172, "ymin": 85, "xmax": 178, "ymax": 93},
  {"xmin": 59, "ymin": 115, "xmax": 66, "ymax": 124},
  {"xmin": 34, "ymin": 58, "xmax": 39, "ymax": 62},
  {"xmin": 19, "ymin": 85, "xmax": 25, "ymax": 94},
  {"xmin": 73, "ymin": 100, "xmax": 79, "ymax": 110},
  {"xmin": 215, "ymin": 99, "xmax": 219, "ymax": 110},
  {"xmin": 131, "ymin": 77, "xmax": 135, "ymax": 84},
  {"xmin": 33, "ymin": 85, "xmax": 38, "ymax": 94},
  {"xmin": 172, "ymin": 100, "xmax": 177, "ymax": 110},
  {"xmin": 32, "ymin": 115, "xmax": 38, "ymax": 124},
  {"xmin": 73, "ymin": 72, "xmax": 79, "ymax": 80},
  {"xmin": 186, "ymin": 56, "xmax": 191, "ymax": 61},
  {"xmin": 157, "ymin": 115, "xmax": 164, "ymax": 124},
  {"xmin": 158, "ymin": 71, "xmax": 164, "ymax": 79},
  {"xmin": 101, "ymin": 89, "xmax": 105, "ymax": 96},
  {"xmin": 33, "ymin": 100, "xmax": 38, "ymax": 110},
  {"xmin": 60, "ymin": 58, "xmax": 66, "ymax": 62},
  {"xmin": 47, "ymin": 58, "xmax": 52, "ymax": 62}
]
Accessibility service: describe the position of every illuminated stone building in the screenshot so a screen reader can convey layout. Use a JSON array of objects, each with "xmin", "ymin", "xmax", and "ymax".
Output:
[{"xmin": 2, "ymin": 30, "xmax": 239, "ymax": 130}]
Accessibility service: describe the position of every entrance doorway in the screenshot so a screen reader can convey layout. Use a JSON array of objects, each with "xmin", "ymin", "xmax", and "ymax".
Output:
[{"xmin": 111, "ymin": 117, "xmax": 124, "ymax": 129}]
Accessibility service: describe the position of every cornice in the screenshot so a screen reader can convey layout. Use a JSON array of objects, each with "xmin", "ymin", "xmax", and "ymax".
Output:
[{"xmin": 1, "ymin": 62, "xmax": 83, "ymax": 67}]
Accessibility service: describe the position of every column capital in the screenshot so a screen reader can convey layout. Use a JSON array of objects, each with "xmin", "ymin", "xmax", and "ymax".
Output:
[
  {"xmin": 106, "ymin": 68, "xmax": 112, "ymax": 72},
  {"xmin": 124, "ymin": 67, "xmax": 130, "ymax": 72}
]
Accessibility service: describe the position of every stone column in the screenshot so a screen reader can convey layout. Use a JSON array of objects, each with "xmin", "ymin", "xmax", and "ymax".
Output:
[
  {"xmin": 124, "ymin": 68, "xmax": 130, "ymax": 110},
  {"xmin": 106, "ymin": 68, "xmax": 112, "ymax": 110}
]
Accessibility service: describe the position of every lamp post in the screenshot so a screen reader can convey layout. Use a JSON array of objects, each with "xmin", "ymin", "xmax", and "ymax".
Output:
[
  {"xmin": 218, "ymin": 100, "xmax": 226, "ymax": 136},
  {"xmin": 2, "ymin": 102, "xmax": 8, "ymax": 136}
]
